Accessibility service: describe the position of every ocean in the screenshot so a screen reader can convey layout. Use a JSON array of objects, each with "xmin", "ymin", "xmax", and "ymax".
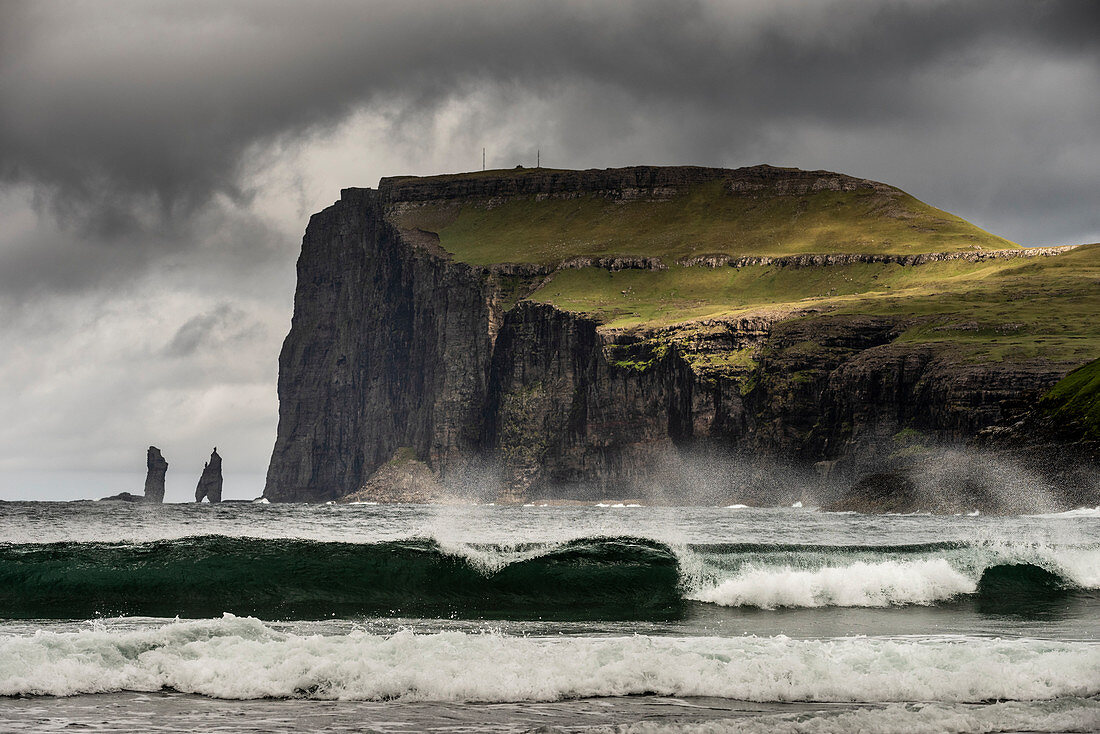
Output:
[{"xmin": 0, "ymin": 501, "xmax": 1097, "ymax": 733}]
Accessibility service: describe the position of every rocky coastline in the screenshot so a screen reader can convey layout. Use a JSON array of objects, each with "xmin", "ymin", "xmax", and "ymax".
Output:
[{"xmin": 263, "ymin": 167, "xmax": 1098, "ymax": 510}]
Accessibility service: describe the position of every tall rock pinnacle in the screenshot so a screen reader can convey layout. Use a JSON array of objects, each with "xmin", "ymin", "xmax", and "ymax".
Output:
[
  {"xmin": 143, "ymin": 446, "xmax": 168, "ymax": 503},
  {"xmin": 195, "ymin": 447, "xmax": 223, "ymax": 503}
]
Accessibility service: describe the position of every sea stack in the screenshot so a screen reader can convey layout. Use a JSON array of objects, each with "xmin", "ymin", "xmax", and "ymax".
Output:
[
  {"xmin": 195, "ymin": 448, "xmax": 223, "ymax": 503},
  {"xmin": 143, "ymin": 446, "xmax": 168, "ymax": 503}
]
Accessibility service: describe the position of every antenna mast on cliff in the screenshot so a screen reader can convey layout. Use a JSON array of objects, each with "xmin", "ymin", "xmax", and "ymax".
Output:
[
  {"xmin": 537, "ymin": 149, "xmax": 540, "ymax": 168},
  {"xmin": 482, "ymin": 148, "xmax": 485, "ymax": 171}
]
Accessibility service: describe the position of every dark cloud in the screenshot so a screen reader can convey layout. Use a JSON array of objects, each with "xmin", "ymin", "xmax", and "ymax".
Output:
[
  {"xmin": 0, "ymin": 0, "xmax": 1096, "ymax": 299},
  {"xmin": 1, "ymin": 0, "xmax": 1098, "ymax": 498},
  {"xmin": 0, "ymin": 193, "xmax": 293, "ymax": 300},
  {"xmin": 165, "ymin": 304, "xmax": 244, "ymax": 358}
]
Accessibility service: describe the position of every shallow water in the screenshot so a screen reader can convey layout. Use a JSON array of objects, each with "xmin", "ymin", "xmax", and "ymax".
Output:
[{"xmin": 0, "ymin": 501, "xmax": 1097, "ymax": 732}]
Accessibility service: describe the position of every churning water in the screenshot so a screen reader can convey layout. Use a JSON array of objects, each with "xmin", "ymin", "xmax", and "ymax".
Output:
[{"xmin": 0, "ymin": 501, "xmax": 1097, "ymax": 732}]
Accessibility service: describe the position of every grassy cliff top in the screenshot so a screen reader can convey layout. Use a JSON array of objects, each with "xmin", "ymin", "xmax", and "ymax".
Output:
[
  {"xmin": 1039, "ymin": 357, "xmax": 1100, "ymax": 439},
  {"xmin": 382, "ymin": 165, "xmax": 1094, "ymax": 368},
  {"xmin": 385, "ymin": 165, "xmax": 1017, "ymax": 265},
  {"xmin": 529, "ymin": 244, "xmax": 1099, "ymax": 364}
]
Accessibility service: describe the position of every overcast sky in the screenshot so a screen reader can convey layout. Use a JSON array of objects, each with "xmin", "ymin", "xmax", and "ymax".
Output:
[{"xmin": 1, "ymin": 0, "xmax": 1098, "ymax": 500}]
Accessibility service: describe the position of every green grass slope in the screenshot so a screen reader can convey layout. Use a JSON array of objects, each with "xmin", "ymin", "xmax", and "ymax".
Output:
[
  {"xmin": 1039, "ymin": 357, "xmax": 1100, "ymax": 439},
  {"xmin": 391, "ymin": 172, "xmax": 1016, "ymax": 266},
  {"xmin": 527, "ymin": 244, "xmax": 1099, "ymax": 364},
  {"xmin": 388, "ymin": 166, "xmax": 1091, "ymax": 368}
]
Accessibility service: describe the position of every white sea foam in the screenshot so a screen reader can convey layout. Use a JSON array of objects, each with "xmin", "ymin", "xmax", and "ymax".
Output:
[
  {"xmin": 946, "ymin": 542, "xmax": 1100, "ymax": 591},
  {"xmin": 1045, "ymin": 547, "xmax": 1100, "ymax": 588},
  {"xmin": 688, "ymin": 559, "xmax": 977, "ymax": 608},
  {"xmin": 608, "ymin": 699, "xmax": 1100, "ymax": 734},
  {"xmin": 1, "ymin": 616, "xmax": 1096, "ymax": 702},
  {"xmin": 678, "ymin": 538, "xmax": 1100, "ymax": 609}
]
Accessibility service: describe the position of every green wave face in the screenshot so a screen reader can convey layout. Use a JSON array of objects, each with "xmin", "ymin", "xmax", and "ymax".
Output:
[
  {"xmin": 974, "ymin": 563, "xmax": 1077, "ymax": 616},
  {"xmin": 0, "ymin": 536, "xmax": 1093, "ymax": 621},
  {"xmin": 0, "ymin": 536, "xmax": 683, "ymax": 621}
]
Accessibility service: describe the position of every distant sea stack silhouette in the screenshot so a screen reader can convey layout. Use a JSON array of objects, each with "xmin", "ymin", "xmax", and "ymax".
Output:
[
  {"xmin": 99, "ymin": 491, "xmax": 143, "ymax": 502},
  {"xmin": 99, "ymin": 445, "xmax": 168, "ymax": 502},
  {"xmin": 195, "ymin": 448, "xmax": 223, "ymax": 503},
  {"xmin": 143, "ymin": 446, "xmax": 168, "ymax": 503}
]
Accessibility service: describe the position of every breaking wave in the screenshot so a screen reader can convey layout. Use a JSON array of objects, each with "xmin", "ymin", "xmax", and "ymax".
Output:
[
  {"xmin": 689, "ymin": 557, "xmax": 977, "ymax": 609},
  {"xmin": 681, "ymin": 541, "xmax": 1099, "ymax": 612},
  {"xmin": 0, "ymin": 536, "xmax": 680, "ymax": 620},
  {"xmin": 1, "ymin": 615, "xmax": 1097, "ymax": 701},
  {"xmin": 0, "ymin": 535, "xmax": 1096, "ymax": 619}
]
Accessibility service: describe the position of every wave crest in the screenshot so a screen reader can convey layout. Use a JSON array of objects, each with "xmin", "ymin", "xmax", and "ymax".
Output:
[
  {"xmin": 0, "ymin": 535, "xmax": 1095, "ymax": 618},
  {"xmin": 690, "ymin": 558, "xmax": 976, "ymax": 609},
  {"xmin": 0, "ymin": 536, "xmax": 680, "ymax": 620}
]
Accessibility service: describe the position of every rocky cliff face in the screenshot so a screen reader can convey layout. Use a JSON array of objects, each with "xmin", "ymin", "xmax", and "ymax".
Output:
[
  {"xmin": 264, "ymin": 169, "xmax": 1087, "ymax": 506},
  {"xmin": 264, "ymin": 188, "xmax": 496, "ymax": 502}
]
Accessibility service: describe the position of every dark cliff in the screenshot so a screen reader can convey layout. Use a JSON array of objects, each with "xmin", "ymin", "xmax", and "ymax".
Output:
[
  {"xmin": 264, "ymin": 166, "xmax": 1096, "ymax": 507},
  {"xmin": 264, "ymin": 188, "xmax": 496, "ymax": 502}
]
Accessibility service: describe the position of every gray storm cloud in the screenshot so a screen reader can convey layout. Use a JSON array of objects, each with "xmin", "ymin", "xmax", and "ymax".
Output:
[
  {"xmin": 0, "ymin": 0, "xmax": 1098, "ymax": 499},
  {"xmin": 164, "ymin": 304, "xmax": 263, "ymax": 358},
  {"xmin": 2, "ymin": 0, "xmax": 1098, "ymax": 279}
]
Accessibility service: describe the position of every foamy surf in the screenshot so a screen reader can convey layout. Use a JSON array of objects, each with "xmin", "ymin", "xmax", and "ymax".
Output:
[
  {"xmin": 676, "ymin": 539, "xmax": 1100, "ymax": 609},
  {"xmin": 1, "ymin": 616, "xmax": 1097, "ymax": 702},
  {"xmin": 688, "ymin": 558, "xmax": 977, "ymax": 609}
]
